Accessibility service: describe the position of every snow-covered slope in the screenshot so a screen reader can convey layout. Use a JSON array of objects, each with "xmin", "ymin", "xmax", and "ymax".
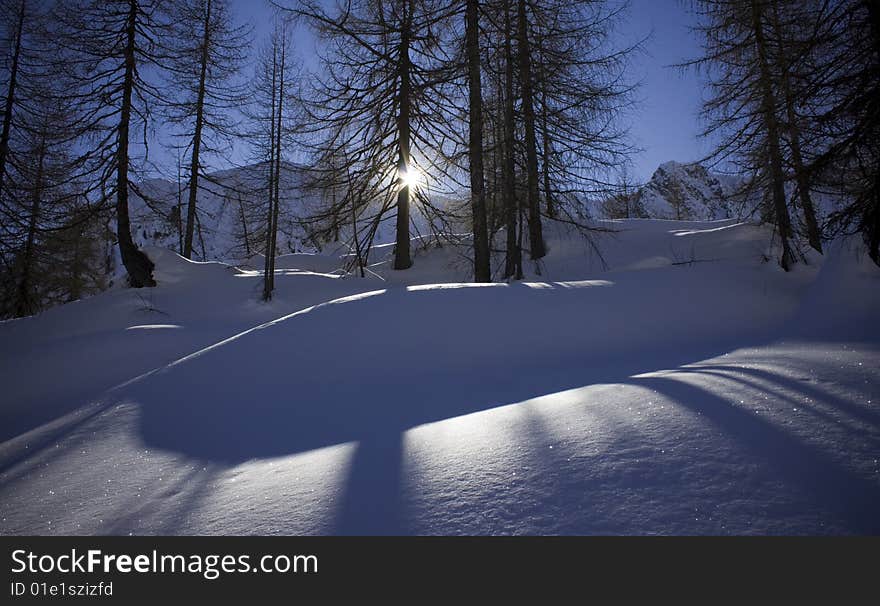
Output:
[
  {"xmin": 1, "ymin": 219, "xmax": 878, "ymax": 535},
  {"xmin": 635, "ymin": 161, "xmax": 745, "ymax": 221}
]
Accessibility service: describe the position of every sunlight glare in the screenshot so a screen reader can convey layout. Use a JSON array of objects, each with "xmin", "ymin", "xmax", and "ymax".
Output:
[{"xmin": 398, "ymin": 165, "xmax": 424, "ymax": 190}]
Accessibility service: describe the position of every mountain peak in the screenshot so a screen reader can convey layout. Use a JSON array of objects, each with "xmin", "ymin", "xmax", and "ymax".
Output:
[{"xmin": 635, "ymin": 161, "xmax": 742, "ymax": 221}]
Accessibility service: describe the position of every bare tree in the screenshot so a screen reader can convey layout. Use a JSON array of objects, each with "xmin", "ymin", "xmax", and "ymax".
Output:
[
  {"xmin": 515, "ymin": 0, "xmax": 544, "ymax": 260},
  {"xmin": 767, "ymin": 0, "xmax": 822, "ymax": 253},
  {"xmin": 246, "ymin": 20, "xmax": 297, "ymax": 301},
  {"xmin": 482, "ymin": 0, "xmax": 636, "ymax": 275},
  {"xmin": 163, "ymin": 0, "xmax": 251, "ymax": 260},
  {"xmin": 50, "ymin": 0, "xmax": 175, "ymax": 286},
  {"xmin": 689, "ymin": 0, "xmax": 796, "ymax": 270},
  {"xmin": 288, "ymin": 0, "xmax": 457, "ymax": 272},
  {"xmin": 807, "ymin": 0, "xmax": 880, "ymax": 264},
  {"xmin": 0, "ymin": 0, "xmax": 26, "ymax": 202},
  {"xmin": 466, "ymin": 0, "xmax": 490, "ymax": 281}
]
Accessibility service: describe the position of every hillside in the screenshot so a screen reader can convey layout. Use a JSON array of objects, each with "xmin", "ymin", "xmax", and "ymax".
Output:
[{"xmin": 1, "ymin": 218, "xmax": 878, "ymax": 535}]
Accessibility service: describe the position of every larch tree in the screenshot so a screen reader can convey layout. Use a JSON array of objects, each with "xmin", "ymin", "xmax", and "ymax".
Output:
[
  {"xmin": 465, "ymin": 0, "xmax": 491, "ymax": 282},
  {"xmin": 806, "ymin": 0, "xmax": 880, "ymax": 265},
  {"xmin": 289, "ymin": 0, "xmax": 457, "ymax": 272},
  {"xmin": 514, "ymin": 0, "xmax": 545, "ymax": 260},
  {"xmin": 527, "ymin": 0, "xmax": 637, "ymax": 220},
  {"xmin": 163, "ymin": 0, "xmax": 251, "ymax": 260},
  {"xmin": 689, "ymin": 0, "xmax": 797, "ymax": 270},
  {"xmin": 247, "ymin": 19, "xmax": 298, "ymax": 301},
  {"xmin": 766, "ymin": 0, "xmax": 822, "ymax": 253},
  {"xmin": 50, "ymin": 0, "xmax": 174, "ymax": 287},
  {"xmin": 0, "ymin": 0, "xmax": 26, "ymax": 203},
  {"xmin": 480, "ymin": 0, "xmax": 636, "ymax": 276},
  {"xmin": 0, "ymin": 0, "xmax": 107, "ymax": 317}
]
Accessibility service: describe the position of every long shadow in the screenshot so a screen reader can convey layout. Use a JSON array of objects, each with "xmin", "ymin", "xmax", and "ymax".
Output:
[
  {"xmin": 630, "ymin": 375, "xmax": 880, "ymax": 534},
  {"xmin": 129, "ymin": 284, "xmax": 879, "ymax": 534},
  {"xmin": 334, "ymin": 429, "xmax": 404, "ymax": 535},
  {"xmin": 0, "ymin": 399, "xmax": 117, "ymax": 482},
  {"xmin": 683, "ymin": 368, "xmax": 867, "ymax": 432},
  {"xmin": 134, "ymin": 329, "xmax": 760, "ymax": 536},
  {"xmin": 136, "ymin": 282, "xmax": 780, "ymax": 463},
  {"xmin": 0, "ymin": 324, "xmax": 202, "ymax": 443},
  {"xmin": 694, "ymin": 364, "xmax": 880, "ymax": 427},
  {"xmin": 137, "ymin": 345, "xmax": 762, "ymax": 462},
  {"xmin": 513, "ymin": 404, "xmax": 595, "ymax": 535},
  {"xmin": 136, "ymin": 340, "xmax": 771, "ymax": 536}
]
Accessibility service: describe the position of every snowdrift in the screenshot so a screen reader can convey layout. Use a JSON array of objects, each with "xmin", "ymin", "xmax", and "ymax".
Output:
[
  {"xmin": 1, "ymin": 218, "xmax": 878, "ymax": 535},
  {"xmin": 137, "ymin": 261, "xmax": 802, "ymax": 462}
]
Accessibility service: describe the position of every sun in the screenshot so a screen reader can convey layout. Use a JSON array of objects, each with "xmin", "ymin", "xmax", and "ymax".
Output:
[{"xmin": 398, "ymin": 165, "xmax": 424, "ymax": 190}]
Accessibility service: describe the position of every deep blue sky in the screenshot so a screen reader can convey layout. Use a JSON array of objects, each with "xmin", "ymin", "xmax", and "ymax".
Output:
[
  {"xmin": 225, "ymin": 0, "xmax": 708, "ymax": 184},
  {"xmin": 624, "ymin": 0, "xmax": 710, "ymax": 181}
]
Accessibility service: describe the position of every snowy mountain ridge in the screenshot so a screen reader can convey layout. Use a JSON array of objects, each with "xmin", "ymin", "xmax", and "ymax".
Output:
[
  {"xmin": 128, "ymin": 159, "xmax": 751, "ymax": 268},
  {"xmin": 599, "ymin": 160, "xmax": 750, "ymax": 222},
  {"xmin": 127, "ymin": 162, "xmax": 456, "ymax": 267},
  {"xmin": 129, "ymin": 161, "xmax": 313, "ymax": 264},
  {"xmin": 637, "ymin": 161, "xmax": 745, "ymax": 221}
]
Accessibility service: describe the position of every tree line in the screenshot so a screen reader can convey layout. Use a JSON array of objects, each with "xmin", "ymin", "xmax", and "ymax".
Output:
[
  {"xmin": 289, "ymin": 0, "xmax": 634, "ymax": 284},
  {"xmin": 691, "ymin": 0, "xmax": 880, "ymax": 269},
  {"xmin": 1, "ymin": 0, "xmax": 878, "ymax": 319},
  {"xmin": 0, "ymin": 0, "xmax": 256, "ymax": 315}
]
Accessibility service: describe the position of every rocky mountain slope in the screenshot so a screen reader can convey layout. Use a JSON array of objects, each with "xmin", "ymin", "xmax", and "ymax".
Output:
[{"xmin": 604, "ymin": 161, "xmax": 748, "ymax": 221}]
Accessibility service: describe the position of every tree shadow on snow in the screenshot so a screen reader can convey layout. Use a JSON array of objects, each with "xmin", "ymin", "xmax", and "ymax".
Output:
[
  {"xmin": 627, "ymin": 374, "xmax": 880, "ymax": 534},
  {"xmin": 130, "ymin": 285, "xmax": 880, "ymax": 534},
  {"xmin": 135, "ymin": 348, "xmax": 757, "ymax": 533}
]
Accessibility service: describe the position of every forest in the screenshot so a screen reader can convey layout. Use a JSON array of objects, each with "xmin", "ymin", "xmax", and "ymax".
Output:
[{"xmin": 1, "ymin": 0, "xmax": 878, "ymax": 317}]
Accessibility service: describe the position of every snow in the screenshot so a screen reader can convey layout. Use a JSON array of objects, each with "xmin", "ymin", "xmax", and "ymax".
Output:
[
  {"xmin": 1, "ymin": 219, "xmax": 878, "ymax": 535},
  {"xmin": 634, "ymin": 161, "xmax": 745, "ymax": 221}
]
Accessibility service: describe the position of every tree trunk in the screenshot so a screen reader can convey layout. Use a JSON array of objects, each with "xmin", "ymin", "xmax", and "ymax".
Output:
[
  {"xmin": 238, "ymin": 193, "xmax": 251, "ymax": 256},
  {"xmin": 331, "ymin": 179, "xmax": 340, "ymax": 242},
  {"xmin": 869, "ymin": 170, "xmax": 880, "ymax": 265},
  {"xmin": 516, "ymin": 0, "xmax": 545, "ymax": 260},
  {"xmin": 117, "ymin": 0, "xmax": 155, "ymax": 287},
  {"xmin": 393, "ymin": 1, "xmax": 414, "ymax": 270},
  {"xmin": 69, "ymin": 219, "xmax": 84, "ymax": 302},
  {"xmin": 770, "ymin": 0, "xmax": 822, "ymax": 253},
  {"xmin": 196, "ymin": 210, "xmax": 207, "ymax": 259},
  {"xmin": 537, "ymin": 41, "xmax": 555, "ymax": 219},
  {"xmin": 175, "ymin": 155, "xmax": 184, "ymax": 254},
  {"xmin": 346, "ymin": 159, "xmax": 366, "ymax": 278},
  {"xmin": 262, "ymin": 40, "xmax": 278, "ymax": 301},
  {"xmin": 466, "ymin": 0, "xmax": 491, "ymax": 282},
  {"xmin": 864, "ymin": 0, "xmax": 880, "ymax": 264},
  {"xmin": 0, "ymin": 0, "xmax": 25, "ymax": 201},
  {"xmin": 868, "ymin": 0, "xmax": 880, "ymax": 53},
  {"xmin": 540, "ymin": 89, "xmax": 554, "ymax": 219},
  {"xmin": 270, "ymin": 38, "xmax": 285, "ymax": 285},
  {"xmin": 783, "ymin": 95, "xmax": 822, "ymax": 253},
  {"xmin": 751, "ymin": 0, "xmax": 795, "ymax": 271},
  {"xmin": 502, "ymin": 1, "xmax": 520, "ymax": 278},
  {"xmin": 492, "ymin": 75, "xmax": 504, "ymax": 235},
  {"xmin": 183, "ymin": 0, "xmax": 212, "ymax": 259},
  {"xmin": 15, "ymin": 132, "xmax": 44, "ymax": 317}
]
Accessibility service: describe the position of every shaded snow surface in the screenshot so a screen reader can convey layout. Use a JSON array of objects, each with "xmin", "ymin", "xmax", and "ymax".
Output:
[{"xmin": 1, "ymin": 218, "xmax": 879, "ymax": 535}]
